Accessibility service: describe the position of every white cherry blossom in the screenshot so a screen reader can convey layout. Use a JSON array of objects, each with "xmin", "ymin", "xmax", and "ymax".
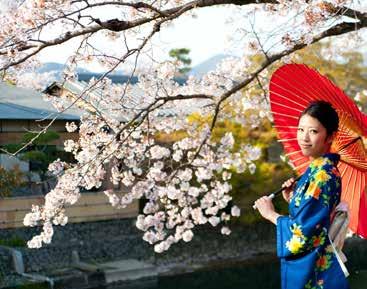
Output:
[
  {"xmin": 221, "ymin": 226, "xmax": 231, "ymax": 235},
  {"xmin": 231, "ymin": 206, "xmax": 241, "ymax": 217},
  {"xmin": 2, "ymin": 0, "xmax": 359, "ymax": 252}
]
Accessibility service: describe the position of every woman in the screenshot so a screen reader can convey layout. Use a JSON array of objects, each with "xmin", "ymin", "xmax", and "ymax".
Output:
[{"xmin": 255, "ymin": 101, "xmax": 350, "ymax": 289}]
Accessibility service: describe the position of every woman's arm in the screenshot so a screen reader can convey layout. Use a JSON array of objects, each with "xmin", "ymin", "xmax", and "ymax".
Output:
[{"xmin": 254, "ymin": 196, "xmax": 282, "ymax": 225}]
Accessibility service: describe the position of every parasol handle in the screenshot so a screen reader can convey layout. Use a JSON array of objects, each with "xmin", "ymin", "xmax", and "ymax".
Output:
[
  {"xmin": 253, "ymin": 136, "xmax": 362, "ymax": 210},
  {"xmin": 252, "ymin": 193, "xmax": 275, "ymax": 210},
  {"xmin": 253, "ymin": 175, "xmax": 301, "ymax": 210}
]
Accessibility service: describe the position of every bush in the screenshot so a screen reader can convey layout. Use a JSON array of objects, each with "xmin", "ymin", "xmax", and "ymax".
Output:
[
  {"xmin": 0, "ymin": 236, "xmax": 26, "ymax": 247},
  {"xmin": 0, "ymin": 165, "xmax": 25, "ymax": 198},
  {"xmin": 230, "ymin": 161, "xmax": 293, "ymax": 225}
]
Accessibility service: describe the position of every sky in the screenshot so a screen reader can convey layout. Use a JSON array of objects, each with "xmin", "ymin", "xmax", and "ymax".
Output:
[
  {"xmin": 1, "ymin": 1, "xmax": 367, "ymax": 72},
  {"xmin": 37, "ymin": 5, "xmax": 247, "ymax": 71},
  {"xmin": 0, "ymin": 1, "xmax": 282, "ymax": 72}
]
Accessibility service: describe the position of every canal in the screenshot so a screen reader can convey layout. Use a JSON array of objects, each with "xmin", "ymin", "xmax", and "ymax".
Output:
[{"xmin": 104, "ymin": 254, "xmax": 366, "ymax": 289}]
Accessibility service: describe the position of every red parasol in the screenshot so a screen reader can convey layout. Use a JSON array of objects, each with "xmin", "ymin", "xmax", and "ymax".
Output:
[{"xmin": 269, "ymin": 63, "xmax": 367, "ymax": 237}]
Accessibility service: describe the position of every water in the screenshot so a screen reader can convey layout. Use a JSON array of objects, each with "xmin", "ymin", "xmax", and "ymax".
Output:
[
  {"xmin": 158, "ymin": 257, "xmax": 281, "ymax": 289},
  {"xmin": 10, "ymin": 253, "xmax": 367, "ymax": 289},
  {"xmin": 106, "ymin": 255, "xmax": 366, "ymax": 289}
]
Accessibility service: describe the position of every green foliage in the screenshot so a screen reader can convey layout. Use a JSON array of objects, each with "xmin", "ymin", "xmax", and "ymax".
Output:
[
  {"xmin": 169, "ymin": 48, "xmax": 192, "ymax": 74},
  {"xmin": 14, "ymin": 283, "xmax": 49, "ymax": 289},
  {"xmin": 22, "ymin": 131, "xmax": 60, "ymax": 145},
  {"xmin": 1, "ymin": 130, "xmax": 74, "ymax": 194},
  {"xmin": 17, "ymin": 132, "xmax": 61, "ymax": 182},
  {"xmin": 3, "ymin": 131, "xmax": 60, "ymax": 154},
  {"xmin": 0, "ymin": 165, "xmax": 25, "ymax": 198},
  {"xmin": 187, "ymin": 112, "xmax": 293, "ymax": 224},
  {"xmin": 0, "ymin": 236, "xmax": 26, "ymax": 247},
  {"xmin": 2, "ymin": 143, "xmax": 22, "ymax": 154},
  {"xmin": 292, "ymin": 41, "xmax": 367, "ymax": 100},
  {"xmin": 21, "ymin": 151, "xmax": 49, "ymax": 164},
  {"xmin": 230, "ymin": 162, "xmax": 293, "ymax": 225},
  {"xmin": 214, "ymin": 119, "xmax": 293, "ymax": 224}
]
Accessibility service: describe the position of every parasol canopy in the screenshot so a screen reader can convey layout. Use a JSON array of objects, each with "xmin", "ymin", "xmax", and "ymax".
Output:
[{"xmin": 269, "ymin": 63, "xmax": 367, "ymax": 237}]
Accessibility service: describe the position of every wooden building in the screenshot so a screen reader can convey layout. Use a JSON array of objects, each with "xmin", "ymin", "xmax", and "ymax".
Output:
[{"xmin": 0, "ymin": 81, "xmax": 138, "ymax": 229}]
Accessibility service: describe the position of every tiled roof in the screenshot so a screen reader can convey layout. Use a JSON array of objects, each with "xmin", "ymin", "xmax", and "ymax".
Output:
[
  {"xmin": 0, "ymin": 82, "xmax": 81, "ymax": 120},
  {"xmin": 0, "ymin": 102, "xmax": 79, "ymax": 120}
]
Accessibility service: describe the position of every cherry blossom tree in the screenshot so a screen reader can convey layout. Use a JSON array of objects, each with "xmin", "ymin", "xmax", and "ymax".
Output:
[{"xmin": 0, "ymin": 0, "xmax": 366, "ymax": 252}]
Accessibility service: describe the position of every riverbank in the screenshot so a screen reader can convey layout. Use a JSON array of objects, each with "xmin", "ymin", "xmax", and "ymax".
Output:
[{"xmin": 0, "ymin": 218, "xmax": 366, "ymax": 288}]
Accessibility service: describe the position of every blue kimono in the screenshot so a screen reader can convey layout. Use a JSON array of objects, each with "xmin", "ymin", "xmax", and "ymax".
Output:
[{"xmin": 277, "ymin": 153, "xmax": 350, "ymax": 289}]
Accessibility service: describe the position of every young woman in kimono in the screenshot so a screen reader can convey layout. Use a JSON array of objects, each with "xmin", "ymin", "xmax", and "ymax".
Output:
[{"xmin": 254, "ymin": 101, "xmax": 350, "ymax": 289}]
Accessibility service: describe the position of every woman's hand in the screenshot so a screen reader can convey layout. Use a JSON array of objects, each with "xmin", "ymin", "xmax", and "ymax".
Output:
[
  {"xmin": 281, "ymin": 177, "xmax": 295, "ymax": 203},
  {"xmin": 254, "ymin": 196, "xmax": 280, "ymax": 225}
]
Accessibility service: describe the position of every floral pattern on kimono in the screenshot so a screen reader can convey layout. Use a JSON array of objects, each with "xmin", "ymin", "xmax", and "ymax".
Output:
[{"xmin": 276, "ymin": 153, "xmax": 349, "ymax": 289}]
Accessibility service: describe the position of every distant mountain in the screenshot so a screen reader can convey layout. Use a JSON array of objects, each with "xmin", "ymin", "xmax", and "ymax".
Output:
[
  {"xmin": 78, "ymin": 73, "xmax": 186, "ymax": 85},
  {"xmin": 38, "ymin": 62, "xmax": 92, "ymax": 74},
  {"xmin": 38, "ymin": 62, "xmax": 186, "ymax": 85},
  {"xmin": 189, "ymin": 54, "xmax": 233, "ymax": 78},
  {"xmin": 37, "ymin": 63, "xmax": 135, "ymax": 83},
  {"xmin": 78, "ymin": 73, "xmax": 139, "ymax": 84},
  {"xmin": 40, "ymin": 57, "xmax": 239, "ymax": 84}
]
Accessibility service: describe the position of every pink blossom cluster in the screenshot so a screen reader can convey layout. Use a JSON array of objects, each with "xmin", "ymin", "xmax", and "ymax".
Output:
[
  {"xmin": 22, "ymin": 65, "xmax": 262, "ymax": 249},
  {"xmin": 0, "ymin": 0, "xmax": 361, "ymax": 251}
]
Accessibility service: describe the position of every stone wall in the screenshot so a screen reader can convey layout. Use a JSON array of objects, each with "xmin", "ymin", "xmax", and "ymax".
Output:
[
  {"xmin": 0, "ymin": 247, "xmax": 12, "ymax": 277},
  {"xmin": 0, "ymin": 218, "xmax": 276, "ymax": 275},
  {"xmin": 0, "ymin": 217, "xmax": 366, "ymax": 279}
]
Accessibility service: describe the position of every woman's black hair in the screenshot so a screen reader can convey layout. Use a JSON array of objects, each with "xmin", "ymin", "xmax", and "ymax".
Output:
[{"xmin": 300, "ymin": 100, "xmax": 339, "ymax": 137}]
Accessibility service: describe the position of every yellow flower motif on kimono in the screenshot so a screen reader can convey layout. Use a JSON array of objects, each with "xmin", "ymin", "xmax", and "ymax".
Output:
[
  {"xmin": 286, "ymin": 224, "xmax": 306, "ymax": 254},
  {"xmin": 294, "ymin": 195, "xmax": 302, "ymax": 207},
  {"xmin": 286, "ymin": 235, "xmax": 304, "ymax": 254},
  {"xmin": 291, "ymin": 224, "xmax": 304, "ymax": 238},
  {"xmin": 311, "ymin": 158, "xmax": 326, "ymax": 168},
  {"xmin": 305, "ymin": 182, "xmax": 322, "ymax": 200},
  {"xmin": 314, "ymin": 169, "xmax": 331, "ymax": 183}
]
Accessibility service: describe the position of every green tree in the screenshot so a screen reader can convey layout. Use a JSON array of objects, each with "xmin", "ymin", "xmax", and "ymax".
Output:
[
  {"xmin": 3, "ymin": 131, "xmax": 73, "ymax": 194},
  {"xmin": 169, "ymin": 48, "xmax": 192, "ymax": 75},
  {"xmin": 293, "ymin": 41, "xmax": 367, "ymax": 102}
]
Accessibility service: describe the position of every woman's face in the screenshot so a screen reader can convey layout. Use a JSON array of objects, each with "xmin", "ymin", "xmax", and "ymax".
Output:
[{"xmin": 297, "ymin": 114, "xmax": 333, "ymax": 159}]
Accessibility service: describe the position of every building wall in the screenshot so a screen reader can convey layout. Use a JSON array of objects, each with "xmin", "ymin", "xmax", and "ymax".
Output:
[
  {"xmin": 0, "ymin": 117, "xmax": 115, "ymax": 196},
  {"xmin": 0, "ymin": 118, "xmax": 79, "ymax": 146},
  {"xmin": 0, "ymin": 192, "xmax": 139, "ymax": 229},
  {"xmin": 0, "ymin": 119, "xmax": 75, "ymax": 132},
  {"xmin": 0, "ymin": 119, "xmax": 80, "ymax": 195},
  {"xmin": 0, "ymin": 131, "xmax": 78, "ymax": 146}
]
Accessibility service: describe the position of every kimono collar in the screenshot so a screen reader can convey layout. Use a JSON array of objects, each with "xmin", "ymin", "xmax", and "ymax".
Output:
[{"xmin": 311, "ymin": 153, "xmax": 340, "ymax": 167}]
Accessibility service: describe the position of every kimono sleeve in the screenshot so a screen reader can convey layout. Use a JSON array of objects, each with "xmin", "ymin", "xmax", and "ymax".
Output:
[{"xmin": 276, "ymin": 169, "xmax": 340, "ymax": 258}]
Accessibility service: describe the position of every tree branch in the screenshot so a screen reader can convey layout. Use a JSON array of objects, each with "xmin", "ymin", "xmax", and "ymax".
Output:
[
  {"xmin": 337, "ymin": 5, "xmax": 367, "ymax": 23},
  {"xmin": 0, "ymin": 0, "xmax": 277, "ymax": 70},
  {"xmin": 210, "ymin": 19, "xmax": 367, "ymax": 131}
]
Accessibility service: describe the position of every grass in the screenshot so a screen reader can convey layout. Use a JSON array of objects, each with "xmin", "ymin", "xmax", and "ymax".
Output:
[
  {"xmin": 0, "ymin": 236, "xmax": 26, "ymax": 247},
  {"xmin": 15, "ymin": 283, "xmax": 49, "ymax": 289}
]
